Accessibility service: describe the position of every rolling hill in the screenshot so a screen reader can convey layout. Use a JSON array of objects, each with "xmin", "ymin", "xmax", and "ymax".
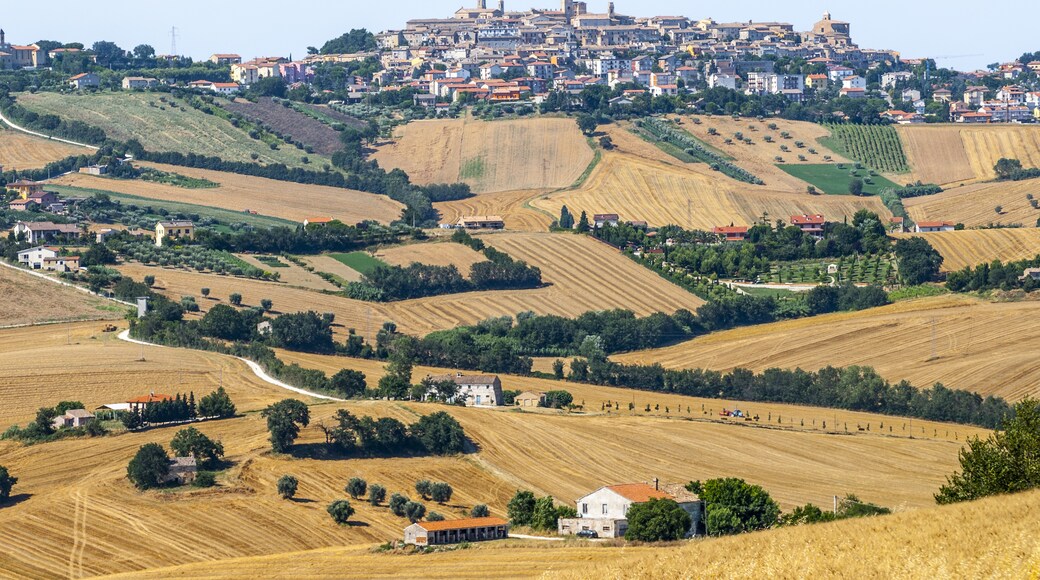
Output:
[
  {"xmin": 614, "ymin": 294, "xmax": 1040, "ymax": 402},
  {"xmin": 896, "ymin": 229, "xmax": 1040, "ymax": 272},
  {"xmin": 897, "ymin": 124, "xmax": 1040, "ymax": 184},
  {"xmin": 904, "ymin": 177, "xmax": 1040, "ymax": 230},
  {"xmin": 0, "ymin": 266, "xmax": 124, "ymax": 329},
  {"xmin": 0, "ymin": 125, "xmax": 92, "ymax": 170}
]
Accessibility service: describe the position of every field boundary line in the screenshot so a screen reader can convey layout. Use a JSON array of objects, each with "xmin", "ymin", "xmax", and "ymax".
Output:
[
  {"xmin": 0, "ymin": 108, "xmax": 99, "ymax": 150},
  {"xmin": 116, "ymin": 330, "xmax": 345, "ymax": 402},
  {"xmin": 0, "ymin": 260, "xmax": 136, "ymax": 306}
]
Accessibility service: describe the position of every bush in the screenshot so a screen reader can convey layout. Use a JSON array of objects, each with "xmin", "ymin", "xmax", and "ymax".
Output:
[
  {"xmin": 624, "ymin": 498, "xmax": 691, "ymax": 542},
  {"xmin": 404, "ymin": 501, "xmax": 426, "ymax": 523},
  {"xmin": 193, "ymin": 471, "xmax": 216, "ymax": 488},
  {"xmin": 327, "ymin": 499, "xmax": 355, "ymax": 525},
  {"xmin": 542, "ymin": 391, "xmax": 573, "ymax": 409},
  {"xmin": 410, "ymin": 411, "xmax": 466, "ymax": 455},
  {"xmin": 346, "ymin": 477, "xmax": 367, "ymax": 499},
  {"xmin": 389, "ymin": 493, "xmax": 409, "ymax": 516},
  {"xmin": 507, "ymin": 490, "xmax": 536, "ymax": 526},
  {"xmin": 427, "ymin": 511, "xmax": 445, "ymax": 521},
  {"xmin": 471, "ymin": 504, "xmax": 490, "ymax": 518},
  {"xmin": 694, "ymin": 478, "xmax": 780, "ymax": 536},
  {"xmin": 277, "ymin": 474, "xmax": 299, "ymax": 499},
  {"xmin": 368, "ymin": 483, "xmax": 387, "ymax": 505},
  {"xmin": 0, "ymin": 465, "xmax": 17, "ymax": 502}
]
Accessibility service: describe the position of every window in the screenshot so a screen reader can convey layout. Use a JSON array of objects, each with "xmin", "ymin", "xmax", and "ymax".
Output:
[
  {"xmin": 581, "ymin": 503, "xmax": 588, "ymax": 514},
  {"xmin": 602, "ymin": 504, "xmax": 608, "ymax": 515}
]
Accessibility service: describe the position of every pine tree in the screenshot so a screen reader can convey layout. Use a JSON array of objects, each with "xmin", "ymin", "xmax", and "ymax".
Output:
[
  {"xmin": 576, "ymin": 211, "xmax": 590, "ymax": 233},
  {"xmin": 559, "ymin": 206, "xmax": 575, "ymax": 229}
]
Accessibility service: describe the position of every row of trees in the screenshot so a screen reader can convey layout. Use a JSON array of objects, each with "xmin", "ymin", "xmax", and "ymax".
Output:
[
  {"xmin": 122, "ymin": 387, "xmax": 236, "ymax": 430},
  {"xmin": 946, "ymin": 255, "xmax": 1040, "ymax": 293}
]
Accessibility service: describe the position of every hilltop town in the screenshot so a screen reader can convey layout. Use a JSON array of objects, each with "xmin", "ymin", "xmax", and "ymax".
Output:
[{"xmin": 0, "ymin": 3, "xmax": 1039, "ymax": 579}]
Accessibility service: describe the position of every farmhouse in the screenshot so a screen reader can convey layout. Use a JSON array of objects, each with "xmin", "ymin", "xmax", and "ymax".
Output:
[
  {"xmin": 41, "ymin": 255, "xmax": 80, "ymax": 273},
  {"xmin": 558, "ymin": 481, "xmax": 703, "ymax": 539},
  {"xmin": 52, "ymin": 409, "xmax": 95, "ymax": 430},
  {"xmin": 127, "ymin": 393, "xmax": 175, "ymax": 414},
  {"xmin": 456, "ymin": 215, "xmax": 506, "ymax": 229},
  {"xmin": 162, "ymin": 457, "xmax": 198, "ymax": 485},
  {"xmin": 12, "ymin": 221, "xmax": 82, "ymax": 244},
  {"xmin": 1020, "ymin": 268, "xmax": 1040, "ymax": 281},
  {"xmin": 9, "ymin": 179, "xmax": 44, "ymax": 199},
  {"xmin": 404, "ymin": 517, "xmax": 509, "ymax": 546},
  {"xmin": 790, "ymin": 214, "xmax": 825, "ymax": 237},
  {"xmin": 427, "ymin": 372, "xmax": 504, "ymax": 406},
  {"xmin": 8, "ymin": 198, "xmax": 36, "ymax": 211},
  {"xmin": 593, "ymin": 213, "xmax": 620, "ymax": 228},
  {"xmin": 915, "ymin": 221, "xmax": 955, "ymax": 233},
  {"xmin": 68, "ymin": 72, "xmax": 99, "ymax": 89},
  {"xmin": 713, "ymin": 225, "xmax": 749, "ymax": 242},
  {"xmin": 122, "ymin": 76, "xmax": 159, "ymax": 90},
  {"xmin": 514, "ymin": 391, "xmax": 545, "ymax": 407},
  {"xmin": 303, "ymin": 217, "xmax": 335, "ymax": 227},
  {"xmin": 155, "ymin": 220, "xmax": 195, "ymax": 247}
]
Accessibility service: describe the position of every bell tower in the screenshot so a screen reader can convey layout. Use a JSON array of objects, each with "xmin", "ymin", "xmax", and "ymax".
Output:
[
  {"xmin": 562, "ymin": 0, "xmax": 574, "ymax": 17},
  {"xmin": 1, "ymin": 29, "xmax": 6, "ymax": 46}
]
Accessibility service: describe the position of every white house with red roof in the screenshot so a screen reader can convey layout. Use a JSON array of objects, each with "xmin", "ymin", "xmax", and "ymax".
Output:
[
  {"xmin": 915, "ymin": 221, "xmax": 955, "ymax": 233},
  {"xmin": 713, "ymin": 225, "xmax": 749, "ymax": 242},
  {"xmin": 790, "ymin": 214, "xmax": 825, "ymax": 237},
  {"xmin": 558, "ymin": 481, "xmax": 703, "ymax": 538}
]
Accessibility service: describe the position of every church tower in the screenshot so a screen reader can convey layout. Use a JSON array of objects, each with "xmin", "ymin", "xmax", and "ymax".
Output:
[
  {"xmin": 562, "ymin": 0, "xmax": 574, "ymax": 17},
  {"xmin": 478, "ymin": 0, "xmax": 486, "ymax": 9},
  {"xmin": 0, "ymin": 30, "xmax": 6, "ymax": 47}
]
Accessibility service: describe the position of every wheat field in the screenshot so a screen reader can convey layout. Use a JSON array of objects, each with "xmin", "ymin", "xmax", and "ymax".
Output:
[
  {"xmin": 897, "ymin": 124, "xmax": 1040, "ymax": 183},
  {"xmin": 102, "ymin": 489, "xmax": 1040, "ymax": 579},
  {"xmin": 895, "ymin": 229, "xmax": 1040, "ymax": 272},
  {"xmin": 235, "ymin": 254, "xmax": 340, "ymax": 291},
  {"xmin": 904, "ymin": 177, "xmax": 1040, "ymax": 229},
  {"xmin": 373, "ymin": 117, "xmax": 594, "ymax": 194},
  {"xmin": 0, "ymin": 266, "xmax": 125, "ymax": 328},
  {"xmin": 435, "ymin": 188, "xmax": 555, "ymax": 231},
  {"xmin": 115, "ymin": 233, "xmax": 701, "ymax": 341},
  {"xmin": 0, "ymin": 321, "xmax": 993, "ymax": 578},
  {"xmin": 374, "ymin": 241, "xmax": 488, "ymax": 271},
  {"xmin": 615, "ymin": 294, "xmax": 1040, "ymax": 402},
  {"xmin": 531, "ymin": 152, "xmax": 890, "ymax": 230},
  {"xmin": 51, "ymin": 162, "xmax": 404, "ymax": 225},
  {"xmin": 0, "ymin": 126, "xmax": 91, "ymax": 170}
]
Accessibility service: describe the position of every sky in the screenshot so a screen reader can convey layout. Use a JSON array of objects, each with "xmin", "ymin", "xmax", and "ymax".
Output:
[{"xmin": 1, "ymin": 1, "xmax": 1036, "ymax": 71}]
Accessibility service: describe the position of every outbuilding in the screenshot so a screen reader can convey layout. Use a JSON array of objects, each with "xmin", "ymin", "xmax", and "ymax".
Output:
[{"xmin": 403, "ymin": 517, "xmax": 509, "ymax": 546}]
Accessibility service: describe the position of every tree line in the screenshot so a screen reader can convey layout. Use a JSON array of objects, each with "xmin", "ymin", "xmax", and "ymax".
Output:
[{"xmin": 946, "ymin": 255, "xmax": 1040, "ymax": 293}]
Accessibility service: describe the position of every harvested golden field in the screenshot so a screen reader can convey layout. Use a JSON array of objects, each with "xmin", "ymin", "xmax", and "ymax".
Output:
[
  {"xmin": 895, "ymin": 229, "xmax": 1040, "ymax": 272},
  {"xmin": 235, "ymin": 254, "xmax": 339, "ymax": 291},
  {"xmin": 531, "ymin": 153, "xmax": 890, "ymax": 230},
  {"xmin": 374, "ymin": 241, "xmax": 487, "ymax": 271},
  {"xmin": 52, "ymin": 162, "xmax": 403, "ymax": 225},
  {"xmin": 434, "ymin": 188, "xmax": 554, "ymax": 232},
  {"xmin": 0, "ymin": 266, "xmax": 124, "ymax": 328},
  {"xmin": 675, "ymin": 115, "xmax": 852, "ymax": 190},
  {"xmin": 615, "ymin": 294, "xmax": 1040, "ymax": 402},
  {"xmin": 116, "ymin": 490, "xmax": 1040, "ymax": 580},
  {"xmin": 562, "ymin": 488, "xmax": 1040, "ymax": 580},
  {"xmin": 0, "ymin": 323, "xmax": 987, "ymax": 577},
  {"xmin": 0, "ymin": 125, "xmax": 91, "ymax": 170},
  {"xmin": 0, "ymin": 322, "xmax": 285, "ymax": 427},
  {"xmin": 373, "ymin": 117, "xmax": 594, "ymax": 193},
  {"xmin": 895, "ymin": 125, "xmax": 976, "ymax": 185},
  {"xmin": 904, "ymin": 176, "xmax": 1040, "ymax": 229},
  {"xmin": 116, "ymin": 233, "xmax": 702, "ymax": 341},
  {"xmin": 897, "ymin": 124, "xmax": 1040, "ymax": 183},
  {"xmin": 298, "ymin": 254, "xmax": 364, "ymax": 283}
]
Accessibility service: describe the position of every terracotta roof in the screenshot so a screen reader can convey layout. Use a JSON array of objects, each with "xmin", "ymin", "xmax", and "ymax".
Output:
[
  {"xmin": 791, "ymin": 214, "xmax": 825, "ymax": 225},
  {"xmin": 606, "ymin": 483, "xmax": 671, "ymax": 503},
  {"xmin": 917, "ymin": 221, "xmax": 953, "ymax": 228},
  {"xmin": 713, "ymin": 226, "xmax": 748, "ymax": 234},
  {"xmin": 416, "ymin": 517, "xmax": 508, "ymax": 532},
  {"xmin": 127, "ymin": 394, "xmax": 174, "ymax": 404}
]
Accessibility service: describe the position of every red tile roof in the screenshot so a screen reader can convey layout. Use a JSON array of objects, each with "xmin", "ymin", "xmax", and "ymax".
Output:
[
  {"xmin": 916, "ymin": 221, "xmax": 954, "ymax": 228},
  {"xmin": 607, "ymin": 483, "xmax": 671, "ymax": 503},
  {"xmin": 791, "ymin": 214, "xmax": 825, "ymax": 225},
  {"xmin": 713, "ymin": 226, "xmax": 748, "ymax": 235},
  {"xmin": 417, "ymin": 517, "xmax": 508, "ymax": 532},
  {"xmin": 127, "ymin": 394, "xmax": 174, "ymax": 404}
]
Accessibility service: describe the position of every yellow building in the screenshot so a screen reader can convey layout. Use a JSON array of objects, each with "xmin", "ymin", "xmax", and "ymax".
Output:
[{"xmin": 155, "ymin": 220, "xmax": 195, "ymax": 247}]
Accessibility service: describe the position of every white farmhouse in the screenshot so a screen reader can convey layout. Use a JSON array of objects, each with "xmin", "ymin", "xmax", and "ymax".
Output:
[
  {"xmin": 17, "ymin": 246, "xmax": 58, "ymax": 269},
  {"xmin": 428, "ymin": 372, "xmax": 504, "ymax": 407},
  {"xmin": 558, "ymin": 481, "xmax": 703, "ymax": 538}
]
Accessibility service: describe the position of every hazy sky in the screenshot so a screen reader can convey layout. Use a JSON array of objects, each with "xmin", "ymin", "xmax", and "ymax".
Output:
[{"xmin": 1, "ymin": 1, "xmax": 1035, "ymax": 71}]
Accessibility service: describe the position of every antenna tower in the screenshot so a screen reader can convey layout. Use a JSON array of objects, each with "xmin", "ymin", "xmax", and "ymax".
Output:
[{"xmin": 170, "ymin": 26, "xmax": 179, "ymax": 56}]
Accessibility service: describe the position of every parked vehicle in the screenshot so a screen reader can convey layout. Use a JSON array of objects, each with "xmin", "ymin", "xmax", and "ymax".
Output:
[{"xmin": 576, "ymin": 529, "xmax": 598, "ymax": 539}]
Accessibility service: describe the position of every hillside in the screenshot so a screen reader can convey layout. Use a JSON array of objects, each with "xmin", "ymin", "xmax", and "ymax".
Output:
[
  {"xmin": 221, "ymin": 97, "xmax": 344, "ymax": 155},
  {"xmin": 16, "ymin": 92, "xmax": 326, "ymax": 168},
  {"xmin": 51, "ymin": 162, "xmax": 404, "ymax": 225},
  {"xmin": 896, "ymin": 229, "xmax": 1040, "ymax": 272},
  {"xmin": 897, "ymin": 124, "xmax": 1040, "ymax": 184},
  {"xmin": 0, "ymin": 125, "xmax": 92, "ymax": 170},
  {"xmin": 115, "ymin": 233, "xmax": 702, "ymax": 340},
  {"xmin": 374, "ymin": 241, "xmax": 488, "ymax": 272},
  {"xmin": 434, "ymin": 188, "xmax": 554, "ymax": 231},
  {"xmin": 96, "ymin": 489, "xmax": 1040, "ymax": 579},
  {"xmin": 0, "ymin": 322, "xmax": 983, "ymax": 578},
  {"xmin": 904, "ymin": 177, "xmax": 1040, "ymax": 229},
  {"xmin": 372, "ymin": 117, "xmax": 594, "ymax": 194},
  {"xmin": 0, "ymin": 266, "xmax": 124, "ymax": 329},
  {"xmin": 614, "ymin": 294, "xmax": 1040, "ymax": 402},
  {"xmin": 531, "ymin": 151, "xmax": 891, "ymax": 230}
]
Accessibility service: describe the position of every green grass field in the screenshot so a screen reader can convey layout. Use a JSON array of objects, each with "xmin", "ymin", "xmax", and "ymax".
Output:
[
  {"xmin": 329, "ymin": 252, "xmax": 386, "ymax": 276},
  {"xmin": 777, "ymin": 164, "xmax": 900, "ymax": 195},
  {"xmin": 49, "ymin": 185, "xmax": 294, "ymax": 229},
  {"xmin": 17, "ymin": 92, "xmax": 326, "ymax": 168}
]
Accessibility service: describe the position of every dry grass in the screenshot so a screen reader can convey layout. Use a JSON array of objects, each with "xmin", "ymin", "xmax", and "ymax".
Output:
[
  {"xmin": 434, "ymin": 188, "xmax": 554, "ymax": 232},
  {"xmin": 894, "ymin": 229, "xmax": 1040, "ymax": 272},
  {"xmin": 373, "ymin": 117, "xmax": 593, "ymax": 194},
  {"xmin": 298, "ymin": 254, "xmax": 365, "ymax": 283},
  {"xmin": 115, "ymin": 233, "xmax": 701, "ymax": 341},
  {"xmin": 374, "ymin": 241, "xmax": 487, "ymax": 272},
  {"xmin": 614, "ymin": 294, "xmax": 1040, "ymax": 402},
  {"xmin": 895, "ymin": 125, "xmax": 976, "ymax": 185},
  {"xmin": 531, "ymin": 152, "xmax": 890, "ymax": 230},
  {"xmin": 0, "ymin": 125, "xmax": 91, "ymax": 170},
  {"xmin": 233, "ymin": 254, "xmax": 340, "ymax": 292},
  {"xmin": 51, "ymin": 162, "xmax": 403, "ymax": 225},
  {"xmin": 897, "ymin": 124, "xmax": 1040, "ymax": 184},
  {"xmin": 0, "ymin": 323, "xmax": 993, "ymax": 578},
  {"xmin": 904, "ymin": 177, "xmax": 1040, "ymax": 229},
  {"xmin": 0, "ymin": 266, "xmax": 124, "ymax": 328}
]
